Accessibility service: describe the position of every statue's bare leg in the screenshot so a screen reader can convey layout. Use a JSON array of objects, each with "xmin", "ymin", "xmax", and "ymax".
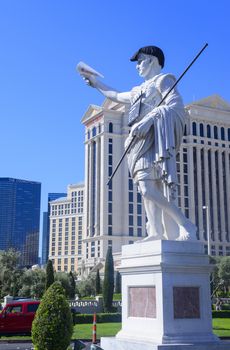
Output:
[
  {"xmin": 140, "ymin": 179, "xmax": 164, "ymax": 240},
  {"xmin": 138, "ymin": 179, "xmax": 197, "ymax": 240},
  {"xmin": 142, "ymin": 194, "xmax": 164, "ymax": 239}
]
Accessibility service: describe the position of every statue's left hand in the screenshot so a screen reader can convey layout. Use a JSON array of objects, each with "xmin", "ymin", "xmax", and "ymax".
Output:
[{"xmin": 130, "ymin": 117, "xmax": 153, "ymax": 138}]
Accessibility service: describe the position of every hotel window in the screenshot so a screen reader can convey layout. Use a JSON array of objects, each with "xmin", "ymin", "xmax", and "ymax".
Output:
[
  {"xmin": 183, "ymin": 124, "xmax": 187, "ymax": 136},
  {"xmin": 129, "ymin": 203, "xmax": 133, "ymax": 213},
  {"xmin": 129, "ymin": 227, "xmax": 134, "ymax": 236},
  {"xmin": 129, "ymin": 192, "xmax": 133, "ymax": 202},
  {"xmin": 222, "ymin": 152, "xmax": 229, "ymax": 242},
  {"xmin": 221, "ymin": 127, "xmax": 225, "ymax": 141},
  {"xmin": 193, "ymin": 147, "xmax": 199, "ymax": 237},
  {"xmin": 226, "ymin": 247, "xmax": 230, "ymax": 256},
  {"xmin": 215, "ymin": 151, "xmax": 222, "ymax": 241},
  {"xmin": 108, "ymin": 138, "xmax": 113, "ymax": 235},
  {"xmin": 137, "ymin": 216, "xmax": 142, "ymax": 227},
  {"xmin": 108, "ymin": 215, "xmax": 112, "ymax": 226},
  {"xmin": 137, "ymin": 228, "xmax": 142, "ymax": 237},
  {"xmin": 92, "ymin": 127, "xmax": 96, "ymax": 137},
  {"xmin": 137, "ymin": 193, "xmax": 141, "ymax": 203},
  {"xmin": 219, "ymin": 246, "xmax": 223, "ymax": 256},
  {"xmin": 108, "ymin": 203, "xmax": 112, "ymax": 213},
  {"xmin": 208, "ymin": 150, "xmax": 214, "ymax": 240},
  {"xmin": 91, "ymin": 241, "xmax": 95, "ymax": 258},
  {"xmin": 199, "ymin": 123, "xmax": 204, "ymax": 137},
  {"xmin": 92, "ymin": 141, "xmax": 97, "ymax": 235},
  {"xmin": 108, "ymin": 191, "xmax": 112, "ymax": 202},
  {"xmin": 129, "ymin": 215, "xmax": 133, "ymax": 226},
  {"xmin": 109, "ymin": 122, "xmax": 113, "ymax": 133},
  {"xmin": 97, "ymin": 240, "xmax": 101, "ymax": 257},
  {"xmin": 214, "ymin": 126, "xmax": 218, "ymax": 140},
  {"xmin": 192, "ymin": 122, "xmax": 197, "ymax": 136},
  {"xmin": 129, "ymin": 179, "xmax": 133, "ymax": 191},
  {"xmin": 108, "ymin": 138, "xmax": 113, "ymax": 154},
  {"xmin": 137, "ymin": 204, "xmax": 141, "ymax": 215},
  {"xmin": 201, "ymin": 149, "xmax": 206, "ymax": 240},
  {"xmin": 86, "ymin": 243, "xmax": 89, "ymax": 259},
  {"xmin": 207, "ymin": 124, "xmax": 211, "ymax": 138},
  {"xmin": 128, "ymin": 171, "xmax": 134, "ymax": 236},
  {"xmin": 228, "ymin": 128, "xmax": 230, "ymax": 141},
  {"xmin": 108, "ymin": 240, "xmax": 112, "ymax": 248},
  {"xmin": 211, "ymin": 245, "xmax": 216, "ymax": 256}
]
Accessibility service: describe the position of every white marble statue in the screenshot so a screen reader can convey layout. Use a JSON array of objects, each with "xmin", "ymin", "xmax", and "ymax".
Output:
[{"xmin": 79, "ymin": 45, "xmax": 197, "ymax": 241}]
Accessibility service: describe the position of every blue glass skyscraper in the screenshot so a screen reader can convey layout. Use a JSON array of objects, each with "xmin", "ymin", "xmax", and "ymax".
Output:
[{"xmin": 0, "ymin": 177, "xmax": 41, "ymax": 267}]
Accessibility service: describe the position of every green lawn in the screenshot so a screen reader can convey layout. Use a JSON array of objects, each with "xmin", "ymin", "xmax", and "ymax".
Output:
[
  {"xmin": 213, "ymin": 318, "xmax": 230, "ymax": 337},
  {"xmin": 73, "ymin": 320, "xmax": 230, "ymax": 339},
  {"xmin": 1, "ymin": 319, "xmax": 230, "ymax": 341},
  {"xmin": 72, "ymin": 322, "xmax": 121, "ymax": 339}
]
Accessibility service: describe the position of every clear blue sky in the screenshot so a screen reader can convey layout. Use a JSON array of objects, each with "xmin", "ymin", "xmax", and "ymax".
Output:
[{"xmin": 1, "ymin": 1, "xmax": 229, "ymax": 236}]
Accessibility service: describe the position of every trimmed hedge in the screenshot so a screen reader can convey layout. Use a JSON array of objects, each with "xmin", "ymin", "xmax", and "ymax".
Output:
[
  {"xmin": 72, "ymin": 312, "xmax": 121, "ymax": 324},
  {"xmin": 32, "ymin": 282, "xmax": 73, "ymax": 350},
  {"xmin": 212, "ymin": 310, "xmax": 230, "ymax": 318}
]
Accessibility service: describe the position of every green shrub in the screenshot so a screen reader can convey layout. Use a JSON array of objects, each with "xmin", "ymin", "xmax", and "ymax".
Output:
[
  {"xmin": 115, "ymin": 271, "xmax": 121, "ymax": 294},
  {"xmin": 221, "ymin": 303, "xmax": 230, "ymax": 310},
  {"xmin": 113, "ymin": 293, "xmax": 122, "ymax": 301},
  {"xmin": 103, "ymin": 246, "xmax": 114, "ymax": 312},
  {"xmin": 95, "ymin": 269, "xmax": 101, "ymax": 295},
  {"xmin": 45, "ymin": 259, "xmax": 54, "ymax": 290},
  {"xmin": 212, "ymin": 310, "xmax": 230, "ymax": 318},
  {"xmin": 73, "ymin": 312, "xmax": 121, "ymax": 324},
  {"xmin": 32, "ymin": 281, "xmax": 73, "ymax": 350}
]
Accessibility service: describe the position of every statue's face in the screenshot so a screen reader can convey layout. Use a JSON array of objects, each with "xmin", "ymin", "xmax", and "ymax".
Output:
[{"xmin": 136, "ymin": 53, "xmax": 154, "ymax": 78}]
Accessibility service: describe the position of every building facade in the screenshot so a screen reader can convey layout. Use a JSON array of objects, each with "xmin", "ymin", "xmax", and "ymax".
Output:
[
  {"xmin": 0, "ymin": 177, "xmax": 41, "ymax": 266},
  {"xmin": 41, "ymin": 192, "xmax": 67, "ymax": 266},
  {"xmin": 182, "ymin": 95, "xmax": 230, "ymax": 256},
  {"xmin": 81, "ymin": 100, "xmax": 147, "ymax": 274},
  {"xmin": 81, "ymin": 95, "xmax": 230, "ymax": 272},
  {"xmin": 48, "ymin": 183, "xmax": 84, "ymax": 272}
]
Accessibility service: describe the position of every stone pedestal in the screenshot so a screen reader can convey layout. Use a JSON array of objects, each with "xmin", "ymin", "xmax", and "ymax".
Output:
[{"xmin": 101, "ymin": 240, "xmax": 228, "ymax": 349}]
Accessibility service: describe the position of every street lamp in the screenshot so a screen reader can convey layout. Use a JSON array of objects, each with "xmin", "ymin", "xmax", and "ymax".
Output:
[{"xmin": 203, "ymin": 205, "xmax": 211, "ymax": 256}]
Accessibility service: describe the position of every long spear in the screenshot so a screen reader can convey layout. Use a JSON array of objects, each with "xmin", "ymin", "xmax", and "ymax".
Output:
[{"xmin": 107, "ymin": 43, "xmax": 208, "ymax": 186}]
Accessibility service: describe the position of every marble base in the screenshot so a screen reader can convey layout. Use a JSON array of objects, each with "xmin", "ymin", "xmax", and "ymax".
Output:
[
  {"xmin": 102, "ymin": 240, "xmax": 222, "ymax": 349},
  {"xmin": 101, "ymin": 337, "xmax": 229, "ymax": 350}
]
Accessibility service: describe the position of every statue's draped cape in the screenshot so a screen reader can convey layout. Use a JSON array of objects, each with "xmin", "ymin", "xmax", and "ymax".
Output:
[{"xmin": 126, "ymin": 73, "xmax": 186, "ymax": 200}]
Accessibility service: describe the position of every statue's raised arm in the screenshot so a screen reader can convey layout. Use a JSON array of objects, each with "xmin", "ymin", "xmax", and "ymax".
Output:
[{"xmin": 77, "ymin": 61, "xmax": 131, "ymax": 104}]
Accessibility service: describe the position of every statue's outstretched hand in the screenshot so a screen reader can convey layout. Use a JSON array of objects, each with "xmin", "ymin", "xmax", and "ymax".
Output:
[
  {"xmin": 81, "ymin": 73, "xmax": 98, "ymax": 88},
  {"xmin": 130, "ymin": 117, "xmax": 153, "ymax": 138}
]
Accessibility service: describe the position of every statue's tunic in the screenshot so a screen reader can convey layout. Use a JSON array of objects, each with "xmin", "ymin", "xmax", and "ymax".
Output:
[{"xmin": 126, "ymin": 73, "xmax": 186, "ymax": 200}]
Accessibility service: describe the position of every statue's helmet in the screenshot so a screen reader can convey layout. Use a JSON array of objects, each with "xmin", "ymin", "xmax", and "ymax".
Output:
[{"xmin": 130, "ymin": 46, "xmax": 165, "ymax": 68}]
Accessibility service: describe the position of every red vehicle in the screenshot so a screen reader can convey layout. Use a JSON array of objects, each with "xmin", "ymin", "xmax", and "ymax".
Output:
[{"xmin": 0, "ymin": 300, "xmax": 40, "ymax": 336}]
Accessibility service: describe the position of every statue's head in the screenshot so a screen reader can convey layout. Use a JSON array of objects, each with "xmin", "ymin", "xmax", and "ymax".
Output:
[{"xmin": 130, "ymin": 46, "xmax": 165, "ymax": 68}]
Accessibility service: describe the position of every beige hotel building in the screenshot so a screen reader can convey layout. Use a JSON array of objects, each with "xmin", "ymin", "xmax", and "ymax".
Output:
[{"xmin": 48, "ymin": 183, "xmax": 84, "ymax": 272}]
